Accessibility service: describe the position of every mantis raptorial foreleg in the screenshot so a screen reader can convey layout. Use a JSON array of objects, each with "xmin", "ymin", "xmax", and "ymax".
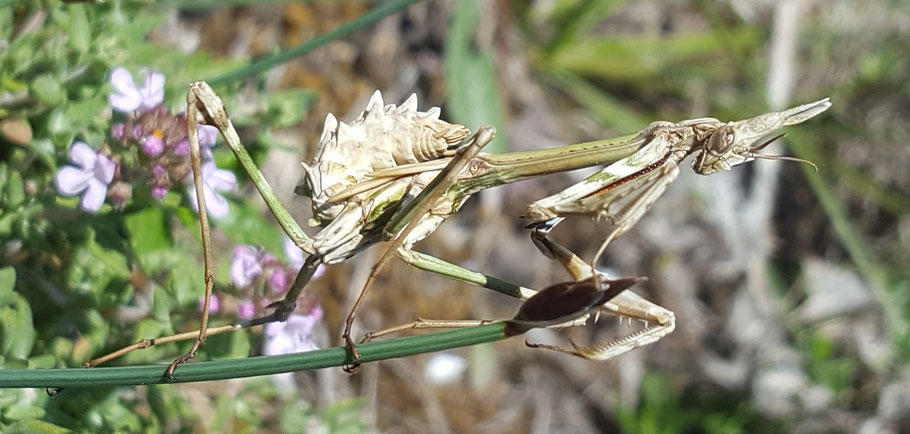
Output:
[{"xmin": 527, "ymin": 231, "xmax": 675, "ymax": 360}]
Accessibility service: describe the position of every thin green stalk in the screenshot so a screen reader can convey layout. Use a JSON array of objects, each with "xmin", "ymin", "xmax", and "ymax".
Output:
[
  {"xmin": 0, "ymin": 323, "xmax": 507, "ymax": 388},
  {"xmin": 206, "ymin": 0, "xmax": 419, "ymax": 85},
  {"xmin": 787, "ymin": 130, "xmax": 904, "ymax": 345}
]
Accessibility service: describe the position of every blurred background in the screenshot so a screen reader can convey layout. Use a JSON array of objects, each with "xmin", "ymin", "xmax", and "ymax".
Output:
[{"xmin": 1, "ymin": 0, "xmax": 908, "ymax": 432}]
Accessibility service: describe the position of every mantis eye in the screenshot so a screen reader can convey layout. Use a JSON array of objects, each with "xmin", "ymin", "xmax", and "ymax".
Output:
[{"xmin": 706, "ymin": 124, "xmax": 737, "ymax": 155}]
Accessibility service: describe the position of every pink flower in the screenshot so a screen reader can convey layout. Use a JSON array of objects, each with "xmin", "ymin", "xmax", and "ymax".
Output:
[
  {"xmin": 141, "ymin": 134, "xmax": 164, "ymax": 157},
  {"xmin": 185, "ymin": 160, "xmax": 237, "ymax": 218},
  {"xmin": 264, "ymin": 306, "xmax": 322, "ymax": 356},
  {"xmin": 231, "ymin": 245, "xmax": 263, "ymax": 288},
  {"xmin": 268, "ymin": 269, "xmax": 290, "ymax": 293},
  {"xmin": 54, "ymin": 142, "xmax": 116, "ymax": 213},
  {"xmin": 151, "ymin": 185, "xmax": 168, "ymax": 200},
  {"xmin": 108, "ymin": 67, "xmax": 165, "ymax": 113},
  {"xmin": 237, "ymin": 301, "xmax": 256, "ymax": 319},
  {"xmin": 198, "ymin": 294, "xmax": 220, "ymax": 314}
]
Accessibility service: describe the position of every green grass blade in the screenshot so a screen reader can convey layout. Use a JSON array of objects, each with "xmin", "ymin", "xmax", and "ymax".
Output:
[
  {"xmin": 206, "ymin": 0, "xmax": 418, "ymax": 85},
  {"xmin": 445, "ymin": 0, "xmax": 509, "ymax": 153},
  {"xmin": 787, "ymin": 130, "xmax": 906, "ymax": 353}
]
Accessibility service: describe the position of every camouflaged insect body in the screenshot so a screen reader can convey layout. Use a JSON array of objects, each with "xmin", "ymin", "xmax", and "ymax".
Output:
[{"xmin": 299, "ymin": 91, "xmax": 470, "ymax": 263}]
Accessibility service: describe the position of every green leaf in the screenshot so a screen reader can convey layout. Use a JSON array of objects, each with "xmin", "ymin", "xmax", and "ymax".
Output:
[
  {"xmin": 61, "ymin": 93, "xmax": 107, "ymax": 131},
  {"xmin": 3, "ymin": 420, "xmax": 73, "ymax": 434},
  {"xmin": 28, "ymin": 353, "xmax": 57, "ymax": 369},
  {"xmin": 31, "ymin": 75, "xmax": 66, "ymax": 106},
  {"xmin": 0, "ymin": 267, "xmax": 14, "ymax": 294},
  {"xmin": 216, "ymin": 199, "xmax": 284, "ymax": 257},
  {"xmin": 0, "ymin": 267, "xmax": 36, "ymax": 360},
  {"xmin": 125, "ymin": 207, "xmax": 173, "ymax": 272},
  {"xmin": 67, "ymin": 4, "xmax": 91, "ymax": 55},
  {"xmin": 4, "ymin": 169, "xmax": 24, "ymax": 207},
  {"xmin": 3, "ymin": 406, "xmax": 47, "ymax": 424},
  {"xmin": 547, "ymin": 28, "xmax": 758, "ymax": 86},
  {"xmin": 445, "ymin": 0, "xmax": 509, "ymax": 153}
]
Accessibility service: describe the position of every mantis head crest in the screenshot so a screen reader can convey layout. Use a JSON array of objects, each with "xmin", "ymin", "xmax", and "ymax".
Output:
[{"xmin": 692, "ymin": 98, "xmax": 830, "ymax": 174}]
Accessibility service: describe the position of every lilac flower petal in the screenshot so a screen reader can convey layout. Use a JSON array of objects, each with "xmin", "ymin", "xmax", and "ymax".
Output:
[
  {"xmin": 199, "ymin": 295, "xmax": 220, "ymax": 314},
  {"xmin": 237, "ymin": 301, "xmax": 256, "ymax": 319},
  {"xmin": 268, "ymin": 269, "xmax": 289, "ymax": 293},
  {"xmin": 263, "ymin": 312, "xmax": 320, "ymax": 356},
  {"xmin": 203, "ymin": 183, "xmax": 231, "ymax": 218},
  {"xmin": 208, "ymin": 168, "xmax": 237, "ymax": 192},
  {"xmin": 186, "ymin": 161, "xmax": 233, "ymax": 218},
  {"xmin": 109, "ymin": 68, "xmax": 139, "ymax": 94},
  {"xmin": 283, "ymin": 236, "xmax": 305, "ymax": 268},
  {"xmin": 94, "ymin": 154, "xmax": 116, "ymax": 184},
  {"xmin": 69, "ymin": 142, "xmax": 97, "ymax": 169},
  {"xmin": 173, "ymin": 139, "xmax": 189, "ymax": 156},
  {"xmin": 109, "ymin": 93, "xmax": 141, "ymax": 113},
  {"xmin": 109, "ymin": 68, "xmax": 142, "ymax": 112},
  {"xmin": 264, "ymin": 325, "xmax": 295, "ymax": 356},
  {"xmin": 198, "ymin": 124, "xmax": 218, "ymax": 148},
  {"xmin": 151, "ymin": 185, "xmax": 168, "ymax": 200},
  {"xmin": 139, "ymin": 71, "xmax": 165, "ymax": 110},
  {"xmin": 111, "ymin": 123, "xmax": 125, "ymax": 141},
  {"xmin": 230, "ymin": 245, "xmax": 262, "ymax": 288},
  {"xmin": 80, "ymin": 179, "xmax": 108, "ymax": 212},
  {"xmin": 54, "ymin": 166, "xmax": 93, "ymax": 196}
]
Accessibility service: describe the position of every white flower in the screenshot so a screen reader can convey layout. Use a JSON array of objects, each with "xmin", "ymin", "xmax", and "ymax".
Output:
[
  {"xmin": 54, "ymin": 142, "xmax": 116, "ymax": 213},
  {"xmin": 263, "ymin": 307, "xmax": 322, "ymax": 356},
  {"xmin": 230, "ymin": 245, "xmax": 263, "ymax": 288},
  {"xmin": 108, "ymin": 67, "xmax": 165, "ymax": 113},
  {"xmin": 186, "ymin": 160, "xmax": 237, "ymax": 218}
]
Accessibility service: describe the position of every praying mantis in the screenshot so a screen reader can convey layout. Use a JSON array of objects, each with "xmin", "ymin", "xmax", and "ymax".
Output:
[{"xmin": 84, "ymin": 81, "xmax": 830, "ymax": 376}]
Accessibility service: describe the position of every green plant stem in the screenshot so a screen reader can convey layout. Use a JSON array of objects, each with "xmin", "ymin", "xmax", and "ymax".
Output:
[
  {"xmin": 788, "ymin": 130, "xmax": 904, "ymax": 342},
  {"xmin": 206, "ymin": 0, "xmax": 419, "ymax": 85},
  {"xmin": 0, "ymin": 323, "xmax": 507, "ymax": 388}
]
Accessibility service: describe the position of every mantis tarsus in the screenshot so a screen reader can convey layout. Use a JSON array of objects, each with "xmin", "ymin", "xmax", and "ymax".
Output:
[{"xmin": 85, "ymin": 81, "xmax": 829, "ymax": 374}]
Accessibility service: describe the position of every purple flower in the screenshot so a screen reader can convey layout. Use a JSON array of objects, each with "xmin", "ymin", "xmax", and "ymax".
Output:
[
  {"xmin": 198, "ymin": 294, "xmax": 220, "ymax": 314},
  {"xmin": 198, "ymin": 124, "xmax": 218, "ymax": 148},
  {"xmin": 231, "ymin": 245, "xmax": 263, "ymax": 288},
  {"xmin": 186, "ymin": 160, "xmax": 237, "ymax": 218},
  {"xmin": 109, "ymin": 68, "xmax": 165, "ymax": 113},
  {"xmin": 237, "ymin": 301, "xmax": 256, "ymax": 319},
  {"xmin": 264, "ymin": 306, "xmax": 322, "ymax": 356},
  {"xmin": 111, "ymin": 123, "xmax": 125, "ymax": 141},
  {"xmin": 151, "ymin": 185, "xmax": 168, "ymax": 200},
  {"xmin": 54, "ymin": 142, "xmax": 116, "ymax": 213},
  {"xmin": 172, "ymin": 139, "xmax": 190, "ymax": 156},
  {"xmin": 141, "ymin": 133, "xmax": 164, "ymax": 157},
  {"xmin": 268, "ymin": 269, "xmax": 290, "ymax": 293}
]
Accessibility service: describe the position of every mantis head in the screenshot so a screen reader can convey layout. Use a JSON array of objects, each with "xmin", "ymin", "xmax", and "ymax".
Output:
[{"xmin": 692, "ymin": 98, "xmax": 831, "ymax": 175}]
